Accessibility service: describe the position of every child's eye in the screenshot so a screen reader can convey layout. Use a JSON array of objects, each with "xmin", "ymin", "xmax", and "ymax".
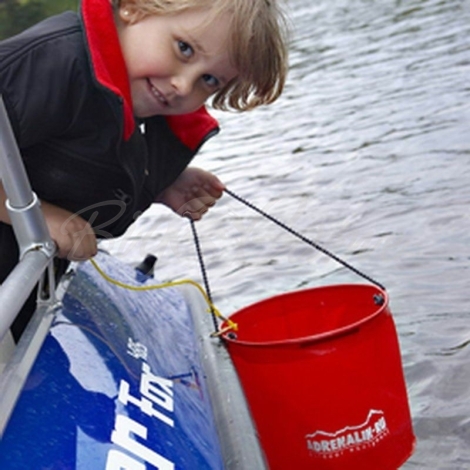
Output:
[
  {"xmin": 178, "ymin": 41, "xmax": 193, "ymax": 58},
  {"xmin": 203, "ymin": 74, "xmax": 219, "ymax": 88}
]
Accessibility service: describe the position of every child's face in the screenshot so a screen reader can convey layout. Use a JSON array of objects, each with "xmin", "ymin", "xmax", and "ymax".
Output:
[{"xmin": 117, "ymin": 7, "xmax": 239, "ymax": 118}]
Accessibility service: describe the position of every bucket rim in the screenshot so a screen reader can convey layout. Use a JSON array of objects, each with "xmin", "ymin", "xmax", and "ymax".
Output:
[{"xmin": 221, "ymin": 283, "xmax": 389, "ymax": 347}]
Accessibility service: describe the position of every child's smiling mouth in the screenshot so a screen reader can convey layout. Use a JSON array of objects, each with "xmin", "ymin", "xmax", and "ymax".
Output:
[{"xmin": 147, "ymin": 79, "xmax": 169, "ymax": 107}]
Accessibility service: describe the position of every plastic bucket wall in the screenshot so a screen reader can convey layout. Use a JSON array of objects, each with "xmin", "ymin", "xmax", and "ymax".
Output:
[{"xmin": 222, "ymin": 284, "xmax": 415, "ymax": 470}]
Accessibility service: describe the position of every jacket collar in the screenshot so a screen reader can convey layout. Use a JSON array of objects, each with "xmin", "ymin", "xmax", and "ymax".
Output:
[
  {"xmin": 81, "ymin": 0, "xmax": 135, "ymax": 140},
  {"xmin": 80, "ymin": 0, "xmax": 219, "ymax": 148}
]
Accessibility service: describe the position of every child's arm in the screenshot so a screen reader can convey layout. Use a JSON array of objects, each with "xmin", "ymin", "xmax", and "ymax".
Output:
[
  {"xmin": 155, "ymin": 167, "xmax": 225, "ymax": 220},
  {"xmin": 0, "ymin": 181, "xmax": 97, "ymax": 261}
]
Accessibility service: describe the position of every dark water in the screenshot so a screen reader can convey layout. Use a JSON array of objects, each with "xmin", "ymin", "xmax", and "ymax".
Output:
[{"xmin": 104, "ymin": 0, "xmax": 470, "ymax": 467}]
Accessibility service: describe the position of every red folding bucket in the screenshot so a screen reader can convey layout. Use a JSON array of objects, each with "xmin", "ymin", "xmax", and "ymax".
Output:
[{"xmin": 222, "ymin": 284, "xmax": 415, "ymax": 470}]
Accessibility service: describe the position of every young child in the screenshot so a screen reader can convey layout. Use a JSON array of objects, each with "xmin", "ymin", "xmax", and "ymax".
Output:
[{"xmin": 0, "ymin": 0, "xmax": 289, "ymax": 338}]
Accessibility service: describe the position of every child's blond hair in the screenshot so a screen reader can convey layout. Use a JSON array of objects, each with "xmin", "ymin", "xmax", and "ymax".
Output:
[{"xmin": 112, "ymin": 0, "xmax": 289, "ymax": 112}]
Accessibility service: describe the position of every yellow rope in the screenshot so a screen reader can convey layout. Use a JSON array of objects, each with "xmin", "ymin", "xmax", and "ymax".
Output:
[{"xmin": 89, "ymin": 257, "xmax": 238, "ymax": 335}]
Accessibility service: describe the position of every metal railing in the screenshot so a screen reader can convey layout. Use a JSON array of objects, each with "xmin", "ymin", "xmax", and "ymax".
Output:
[
  {"xmin": 0, "ymin": 95, "xmax": 57, "ymax": 342},
  {"xmin": 0, "ymin": 94, "xmax": 61, "ymax": 436}
]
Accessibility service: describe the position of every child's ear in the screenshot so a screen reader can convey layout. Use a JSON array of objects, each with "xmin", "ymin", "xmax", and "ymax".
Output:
[{"xmin": 118, "ymin": 6, "xmax": 137, "ymax": 24}]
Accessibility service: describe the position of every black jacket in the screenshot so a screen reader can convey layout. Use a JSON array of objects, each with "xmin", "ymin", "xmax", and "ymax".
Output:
[{"xmin": 0, "ymin": 0, "xmax": 219, "ymax": 238}]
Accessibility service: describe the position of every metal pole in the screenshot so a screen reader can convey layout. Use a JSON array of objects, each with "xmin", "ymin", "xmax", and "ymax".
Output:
[
  {"xmin": 0, "ymin": 96, "xmax": 34, "ymax": 208},
  {"xmin": 0, "ymin": 96, "xmax": 56, "ymax": 259},
  {"xmin": 0, "ymin": 294, "xmax": 58, "ymax": 437},
  {"xmin": 0, "ymin": 95, "xmax": 57, "ymax": 341},
  {"xmin": 0, "ymin": 251, "xmax": 51, "ymax": 342}
]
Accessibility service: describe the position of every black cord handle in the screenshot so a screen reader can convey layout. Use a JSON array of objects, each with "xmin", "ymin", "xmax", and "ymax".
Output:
[
  {"xmin": 224, "ymin": 188, "xmax": 386, "ymax": 291},
  {"xmin": 188, "ymin": 217, "xmax": 220, "ymax": 332}
]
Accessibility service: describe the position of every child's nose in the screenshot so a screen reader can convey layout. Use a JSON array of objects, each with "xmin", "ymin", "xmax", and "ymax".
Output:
[{"xmin": 171, "ymin": 74, "xmax": 193, "ymax": 97}]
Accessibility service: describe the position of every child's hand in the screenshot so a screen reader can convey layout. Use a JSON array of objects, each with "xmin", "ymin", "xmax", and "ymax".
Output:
[
  {"xmin": 156, "ymin": 167, "xmax": 225, "ymax": 220},
  {"xmin": 41, "ymin": 202, "xmax": 98, "ymax": 261}
]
